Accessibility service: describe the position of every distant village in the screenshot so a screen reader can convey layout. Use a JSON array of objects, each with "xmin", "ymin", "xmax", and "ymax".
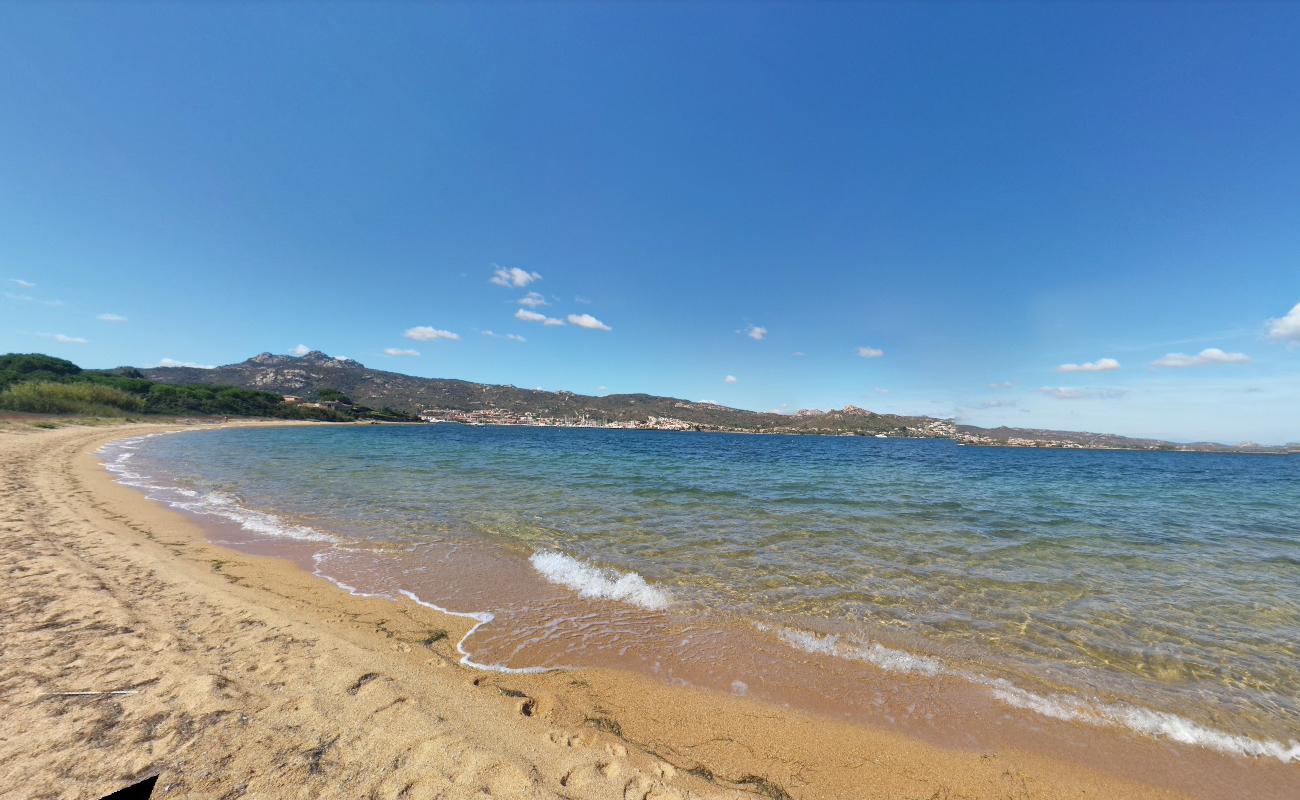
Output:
[
  {"xmin": 412, "ymin": 406, "xmax": 961, "ymax": 438},
  {"xmin": 279, "ymin": 393, "xmax": 1296, "ymax": 453},
  {"xmin": 417, "ymin": 407, "xmax": 755, "ymax": 432}
]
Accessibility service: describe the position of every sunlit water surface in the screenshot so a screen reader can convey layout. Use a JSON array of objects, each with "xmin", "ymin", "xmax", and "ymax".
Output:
[{"xmin": 106, "ymin": 424, "xmax": 1300, "ymax": 757}]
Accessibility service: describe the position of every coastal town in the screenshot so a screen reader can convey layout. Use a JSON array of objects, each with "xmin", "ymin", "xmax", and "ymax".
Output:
[{"xmin": 414, "ymin": 405, "xmax": 962, "ymax": 438}]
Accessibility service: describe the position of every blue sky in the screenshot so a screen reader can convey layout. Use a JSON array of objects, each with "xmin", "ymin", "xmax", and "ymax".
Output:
[{"xmin": 2, "ymin": 3, "xmax": 1298, "ymax": 443}]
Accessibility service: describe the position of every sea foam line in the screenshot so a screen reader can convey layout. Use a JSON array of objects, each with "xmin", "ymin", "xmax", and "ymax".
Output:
[
  {"xmin": 776, "ymin": 625, "xmax": 1300, "ymax": 762},
  {"xmin": 100, "ymin": 438, "xmax": 335, "ymax": 544},
  {"xmin": 399, "ymin": 589, "xmax": 553, "ymax": 674},
  {"xmin": 529, "ymin": 551, "xmax": 671, "ymax": 611}
]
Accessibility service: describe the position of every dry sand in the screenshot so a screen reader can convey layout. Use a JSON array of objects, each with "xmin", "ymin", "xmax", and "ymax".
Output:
[{"xmin": 0, "ymin": 420, "xmax": 1223, "ymax": 799}]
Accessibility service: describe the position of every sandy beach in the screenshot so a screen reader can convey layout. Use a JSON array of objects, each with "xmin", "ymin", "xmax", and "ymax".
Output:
[{"xmin": 0, "ymin": 420, "xmax": 1279, "ymax": 799}]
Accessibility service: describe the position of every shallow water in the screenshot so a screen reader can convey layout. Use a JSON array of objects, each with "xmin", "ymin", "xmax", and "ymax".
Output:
[{"xmin": 103, "ymin": 424, "xmax": 1300, "ymax": 761}]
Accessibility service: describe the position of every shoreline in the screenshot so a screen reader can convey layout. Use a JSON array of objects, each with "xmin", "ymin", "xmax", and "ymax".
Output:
[{"xmin": 2, "ymin": 420, "xmax": 1293, "ymax": 799}]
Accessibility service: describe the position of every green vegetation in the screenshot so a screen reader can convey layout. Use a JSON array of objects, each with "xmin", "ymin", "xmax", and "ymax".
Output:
[
  {"xmin": 0, "ymin": 353, "xmax": 82, "ymax": 389},
  {"xmin": 0, "ymin": 353, "xmax": 352, "ymax": 421},
  {"xmin": 316, "ymin": 388, "xmax": 352, "ymax": 403},
  {"xmin": 0, "ymin": 381, "xmax": 144, "ymax": 416}
]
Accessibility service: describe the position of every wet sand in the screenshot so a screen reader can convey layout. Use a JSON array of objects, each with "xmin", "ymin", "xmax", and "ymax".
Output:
[{"xmin": 1, "ymin": 420, "xmax": 1293, "ymax": 799}]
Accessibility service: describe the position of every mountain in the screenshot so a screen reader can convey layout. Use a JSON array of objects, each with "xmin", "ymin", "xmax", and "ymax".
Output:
[
  {"xmin": 125, "ymin": 351, "xmax": 950, "ymax": 436},
  {"xmin": 120, "ymin": 351, "xmax": 1297, "ymax": 453}
]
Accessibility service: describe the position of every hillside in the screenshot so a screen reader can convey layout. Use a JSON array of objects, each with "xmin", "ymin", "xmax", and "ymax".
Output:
[
  {"xmin": 127, "ymin": 351, "xmax": 949, "ymax": 436},
  {"xmin": 121, "ymin": 351, "xmax": 1297, "ymax": 452}
]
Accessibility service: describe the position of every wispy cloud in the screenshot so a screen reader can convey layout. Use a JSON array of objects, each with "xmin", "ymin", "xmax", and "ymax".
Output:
[
  {"xmin": 857, "ymin": 346, "xmax": 884, "ymax": 359},
  {"xmin": 490, "ymin": 265, "xmax": 541, "ymax": 288},
  {"xmin": 567, "ymin": 313, "xmax": 611, "ymax": 331},
  {"xmin": 482, "ymin": 330, "xmax": 526, "ymax": 342},
  {"xmin": 97, "ymin": 313, "xmax": 128, "ymax": 323},
  {"xmin": 988, "ymin": 381, "xmax": 1016, "ymax": 389},
  {"xmin": 1152, "ymin": 348, "xmax": 1250, "ymax": 368},
  {"xmin": 517, "ymin": 291, "xmax": 548, "ymax": 308},
  {"xmin": 1267, "ymin": 301, "xmax": 1300, "ymax": 345},
  {"xmin": 973, "ymin": 399, "xmax": 1018, "ymax": 409},
  {"xmin": 4, "ymin": 291, "xmax": 63, "ymax": 307},
  {"xmin": 724, "ymin": 374, "xmax": 738, "ymax": 384},
  {"xmin": 10, "ymin": 279, "xmax": 35, "ymax": 289},
  {"xmin": 38, "ymin": 332, "xmax": 88, "ymax": 345},
  {"xmin": 791, "ymin": 351, "xmax": 805, "ymax": 357},
  {"xmin": 291, "ymin": 344, "xmax": 312, "ymax": 355},
  {"xmin": 1039, "ymin": 386, "xmax": 1126, "ymax": 400},
  {"xmin": 743, "ymin": 324, "xmax": 767, "ymax": 341},
  {"xmin": 1057, "ymin": 357, "xmax": 1120, "ymax": 373},
  {"xmin": 157, "ymin": 358, "xmax": 214, "ymax": 369},
  {"xmin": 384, "ymin": 348, "xmax": 420, "ymax": 357},
  {"xmin": 404, "ymin": 326, "xmax": 461, "ymax": 341},
  {"xmin": 573, "ymin": 295, "xmax": 592, "ymax": 305},
  {"xmin": 516, "ymin": 309, "xmax": 565, "ymax": 326}
]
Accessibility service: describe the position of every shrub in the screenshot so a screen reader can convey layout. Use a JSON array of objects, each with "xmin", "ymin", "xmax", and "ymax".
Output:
[
  {"xmin": 0, "ymin": 381, "xmax": 146, "ymax": 416},
  {"xmin": 0, "ymin": 353, "xmax": 81, "ymax": 390}
]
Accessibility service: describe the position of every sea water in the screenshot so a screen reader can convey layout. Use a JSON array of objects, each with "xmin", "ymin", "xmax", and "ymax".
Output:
[{"xmin": 101, "ymin": 424, "xmax": 1300, "ymax": 762}]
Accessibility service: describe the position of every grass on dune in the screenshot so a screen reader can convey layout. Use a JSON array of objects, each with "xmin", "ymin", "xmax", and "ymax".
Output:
[{"xmin": 0, "ymin": 381, "xmax": 146, "ymax": 416}]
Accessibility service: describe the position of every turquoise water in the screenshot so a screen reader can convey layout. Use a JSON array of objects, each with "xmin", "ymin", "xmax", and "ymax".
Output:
[{"xmin": 106, "ymin": 424, "xmax": 1300, "ymax": 757}]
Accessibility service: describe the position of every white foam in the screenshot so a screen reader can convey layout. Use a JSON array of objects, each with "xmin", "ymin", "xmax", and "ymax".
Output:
[
  {"xmin": 399, "ymin": 589, "xmax": 552, "ymax": 674},
  {"xmin": 529, "ymin": 551, "xmax": 671, "ymax": 611},
  {"xmin": 775, "ymin": 625, "xmax": 1299, "ymax": 762},
  {"xmin": 160, "ymin": 491, "xmax": 335, "ymax": 543},
  {"xmin": 309, "ymin": 551, "xmax": 391, "ymax": 600},
  {"xmin": 100, "ymin": 438, "xmax": 334, "ymax": 543},
  {"xmin": 983, "ymin": 678, "xmax": 1300, "ymax": 762},
  {"xmin": 778, "ymin": 628, "xmax": 941, "ymax": 676}
]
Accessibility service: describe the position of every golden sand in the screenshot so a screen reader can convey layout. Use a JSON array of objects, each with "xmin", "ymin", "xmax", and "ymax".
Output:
[{"xmin": 0, "ymin": 420, "xmax": 1265, "ymax": 799}]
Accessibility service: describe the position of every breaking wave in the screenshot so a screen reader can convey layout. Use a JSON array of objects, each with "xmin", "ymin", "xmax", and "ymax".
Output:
[{"xmin": 529, "ymin": 551, "xmax": 671, "ymax": 611}]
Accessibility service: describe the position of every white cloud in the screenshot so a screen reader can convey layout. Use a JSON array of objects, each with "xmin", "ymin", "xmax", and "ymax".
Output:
[
  {"xmin": 567, "ymin": 313, "xmax": 611, "ymax": 331},
  {"xmin": 988, "ymin": 381, "xmax": 1016, "ymax": 389},
  {"xmin": 1152, "ymin": 348, "xmax": 1250, "ymax": 368},
  {"xmin": 724, "ymin": 374, "xmax": 738, "ymax": 384},
  {"xmin": 744, "ymin": 324, "xmax": 767, "ymax": 341},
  {"xmin": 404, "ymin": 326, "xmax": 461, "ymax": 341},
  {"xmin": 10, "ymin": 279, "xmax": 35, "ymax": 288},
  {"xmin": 97, "ymin": 313, "xmax": 128, "ymax": 323},
  {"xmin": 39, "ymin": 332, "xmax": 87, "ymax": 345},
  {"xmin": 874, "ymin": 388, "xmax": 890, "ymax": 394},
  {"xmin": 490, "ymin": 265, "xmax": 541, "ymax": 288},
  {"xmin": 857, "ymin": 346, "xmax": 884, "ymax": 359},
  {"xmin": 4, "ymin": 291, "xmax": 63, "ymax": 306},
  {"xmin": 574, "ymin": 295, "xmax": 592, "ymax": 305},
  {"xmin": 517, "ymin": 291, "xmax": 548, "ymax": 308},
  {"xmin": 384, "ymin": 348, "xmax": 420, "ymax": 357},
  {"xmin": 157, "ymin": 358, "xmax": 215, "ymax": 369},
  {"xmin": 596, "ymin": 385, "xmax": 608, "ymax": 392},
  {"xmin": 1039, "ymin": 386, "xmax": 1126, "ymax": 400},
  {"xmin": 506, "ymin": 333, "xmax": 526, "ymax": 342},
  {"xmin": 291, "ymin": 344, "xmax": 311, "ymax": 356},
  {"xmin": 792, "ymin": 351, "xmax": 805, "ymax": 357},
  {"xmin": 1266, "ymin": 302, "xmax": 1300, "ymax": 344},
  {"xmin": 482, "ymin": 330, "xmax": 526, "ymax": 342},
  {"xmin": 516, "ymin": 308, "xmax": 565, "ymax": 326},
  {"xmin": 1057, "ymin": 357, "xmax": 1120, "ymax": 373}
]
